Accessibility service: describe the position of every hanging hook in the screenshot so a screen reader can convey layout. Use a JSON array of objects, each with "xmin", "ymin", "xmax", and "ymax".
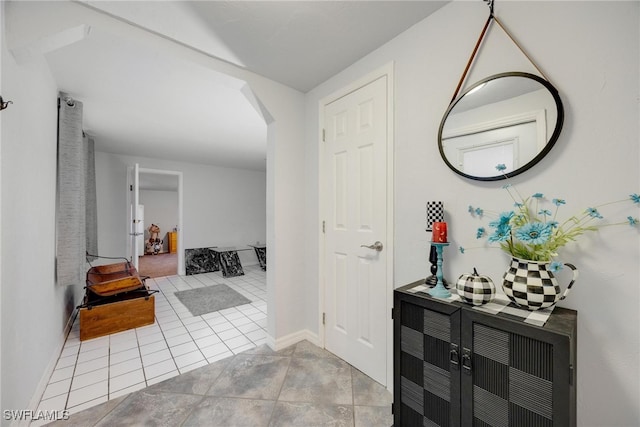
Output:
[
  {"xmin": 0, "ymin": 96, "xmax": 13, "ymax": 111},
  {"xmin": 484, "ymin": 0, "xmax": 495, "ymax": 17}
]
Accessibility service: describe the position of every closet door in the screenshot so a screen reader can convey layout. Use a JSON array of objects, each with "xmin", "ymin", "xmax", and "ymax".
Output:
[
  {"xmin": 460, "ymin": 309, "xmax": 575, "ymax": 427},
  {"xmin": 394, "ymin": 293, "xmax": 461, "ymax": 426}
]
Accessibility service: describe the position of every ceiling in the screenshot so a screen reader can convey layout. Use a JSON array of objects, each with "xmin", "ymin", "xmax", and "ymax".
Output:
[{"xmin": 42, "ymin": 1, "xmax": 448, "ymax": 175}]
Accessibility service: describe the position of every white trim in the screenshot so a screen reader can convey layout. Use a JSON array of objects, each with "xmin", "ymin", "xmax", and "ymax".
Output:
[
  {"xmin": 24, "ymin": 312, "xmax": 77, "ymax": 426},
  {"xmin": 126, "ymin": 166, "xmax": 185, "ymax": 275},
  {"xmin": 442, "ymin": 109, "xmax": 547, "ymax": 151},
  {"xmin": 317, "ymin": 61, "xmax": 395, "ymax": 390},
  {"xmin": 265, "ymin": 330, "xmax": 320, "ymax": 352}
]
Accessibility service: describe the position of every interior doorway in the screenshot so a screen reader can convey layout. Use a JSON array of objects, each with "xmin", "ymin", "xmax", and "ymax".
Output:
[
  {"xmin": 319, "ymin": 63, "xmax": 394, "ymax": 388},
  {"xmin": 127, "ymin": 166, "xmax": 184, "ymax": 276}
]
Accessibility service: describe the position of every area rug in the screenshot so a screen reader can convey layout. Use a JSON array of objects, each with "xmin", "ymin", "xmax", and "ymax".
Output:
[{"xmin": 174, "ymin": 284, "xmax": 251, "ymax": 316}]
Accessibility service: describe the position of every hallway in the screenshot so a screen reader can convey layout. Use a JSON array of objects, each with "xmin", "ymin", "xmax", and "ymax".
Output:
[
  {"xmin": 34, "ymin": 266, "xmax": 268, "ymax": 424},
  {"xmin": 35, "ymin": 264, "xmax": 392, "ymax": 426}
]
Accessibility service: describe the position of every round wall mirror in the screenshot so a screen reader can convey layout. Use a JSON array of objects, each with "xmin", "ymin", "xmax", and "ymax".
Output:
[{"xmin": 438, "ymin": 72, "xmax": 564, "ymax": 181}]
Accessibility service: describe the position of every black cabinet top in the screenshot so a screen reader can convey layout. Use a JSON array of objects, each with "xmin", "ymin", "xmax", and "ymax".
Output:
[{"xmin": 395, "ymin": 280, "xmax": 577, "ymax": 337}]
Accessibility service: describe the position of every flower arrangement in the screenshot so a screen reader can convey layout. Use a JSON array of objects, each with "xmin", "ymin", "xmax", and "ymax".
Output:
[{"xmin": 460, "ymin": 164, "xmax": 639, "ymax": 269}]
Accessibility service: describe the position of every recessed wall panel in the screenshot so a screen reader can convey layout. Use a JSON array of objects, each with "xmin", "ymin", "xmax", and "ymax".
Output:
[
  {"xmin": 358, "ymin": 144, "xmax": 373, "ymax": 230},
  {"xmin": 358, "ymin": 99, "xmax": 374, "ymax": 132},
  {"xmin": 334, "ymin": 253, "xmax": 348, "ymax": 334},
  {"xmin": 334, "ymin": 110, "xmax": 348, "ymax": 139},
  {"xmin": 357, "ymin": 256, "xmax": 372, "ymax": 346},
  {"xmin": 334, "ymin": 151, "xmax": 347, "ymax": 230}
]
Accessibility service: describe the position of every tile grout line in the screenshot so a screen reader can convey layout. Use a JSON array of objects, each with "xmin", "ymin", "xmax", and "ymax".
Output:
[
  {"xmin": 63, "ymin": 313, "xmax": 81, "ymax": 412},
  {"xmin": 165, "ymin": 273, "xmax": 223, "ymax": 372},
  {"xmin": 268, "ymin": 352, "xmax": 295, "ymax": 425},
  {"xmin": 38, "ymin": 266, "xmax": 266, "ymax": 419}
]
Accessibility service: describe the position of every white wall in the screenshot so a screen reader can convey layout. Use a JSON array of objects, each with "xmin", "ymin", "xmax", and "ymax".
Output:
[
  {"xmin": 96, "ymin": 151, "xmax": 266, "ymax": 266},
  {"xmin": 2, "ymin": 0, "xmax": 307, "ymax": 419},
  {"xmin": 304, "ymin": 1, "xmax": 639, "ymax": 425},
  {"xmin": 0, "ymin": 3, "xmax": 4, "ymax": 414},
  {"xmin": 0, "ymin": 13, "xmax": 85, "ymax": 423}
]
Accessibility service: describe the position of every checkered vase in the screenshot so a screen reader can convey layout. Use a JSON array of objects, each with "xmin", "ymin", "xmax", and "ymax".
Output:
[{"xmin": 502, "ymin": 257, "xmax": 579, "ymax": 311}]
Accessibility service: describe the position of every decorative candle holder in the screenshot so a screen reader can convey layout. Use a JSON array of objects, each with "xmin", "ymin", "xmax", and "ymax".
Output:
[
  {"xmin": 426, "ymin": 202, "xmax": 444, "ymax": 232},
  {"xmin": 428, "ymin": 242, "xmax": 451, "ymax": 298},
  {"xmin": 432, "ymin": 221, "xmax": 448, "ymax": 243},
  {"xmin": 425, "ymin": 202, "xmax": 447, "ymax": 287},
  {"xmin": 425, "ymin": 246, "xmax": 439, "ymax": 286}
]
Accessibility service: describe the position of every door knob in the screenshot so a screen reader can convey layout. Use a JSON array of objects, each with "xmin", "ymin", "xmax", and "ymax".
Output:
[{"xmin": 361, "ymin": 241, "xmax": 383, "ymax": 252}]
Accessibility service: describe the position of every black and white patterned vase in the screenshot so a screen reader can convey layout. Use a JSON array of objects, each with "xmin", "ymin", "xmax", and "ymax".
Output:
[
  {"xmin": 455, "ymin": 268, "xmax": 495, "ymax": 306},
  {"xmin": 502, "ymin": 257, "xmax": 579, "ymax": 311}
]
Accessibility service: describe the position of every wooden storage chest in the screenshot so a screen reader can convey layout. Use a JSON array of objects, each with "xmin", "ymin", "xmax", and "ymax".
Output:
[{"xmin": 79, "ymin": 291, "xmax": 155, "ymax": 341}]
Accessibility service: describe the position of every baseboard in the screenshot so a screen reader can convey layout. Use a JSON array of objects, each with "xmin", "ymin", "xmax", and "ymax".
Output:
[
  {"xmin": 265, "ymin": 329, "xmax": 320, "ymax": 352},
  {"xmin": 20, "ymin": 309, "xmax": 77, "ymax": 426}
]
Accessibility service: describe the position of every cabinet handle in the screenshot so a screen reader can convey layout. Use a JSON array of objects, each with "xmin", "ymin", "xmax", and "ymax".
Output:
[
  {"xmin": 462, "ymin": 348, "xmax": 472, "ymax": 375},
  {"xmin": 450, "ymin": 344, "xmax": 459, "ymax": 370}
]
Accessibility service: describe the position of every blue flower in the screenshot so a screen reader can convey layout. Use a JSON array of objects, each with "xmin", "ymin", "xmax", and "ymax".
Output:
[
  {"xmin": 586, "ymin": 207, "xmax": 603, "ymax": 219},
  {"xmin": 549, "ymin": 262, "xmax": 564, "ymax": 273},
  {"xmin": 464, "ymin": 180, "xmax": 638, "ymax": 262},
  {"xmin": 495, "ymin": 164, "xmax": 507, "ymax": 171},
  {"xmin": 515, "ymin": 222, "xmax": 552, "ymax": 245},
  {"xmin": 489, "ymin": 211, "xmax": 514, "ymax": 228},
  {"xmin": 459, "ymin": 246, "xmax": 465, "ymax": 254},
  {"xmin": 488, "ymin": 225, "xmax": 511, "ymax": 242}
]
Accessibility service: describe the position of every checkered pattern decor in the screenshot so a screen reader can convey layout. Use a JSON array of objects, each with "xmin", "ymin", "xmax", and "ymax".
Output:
[
  {"xmin": 471, "ymin": 323, "xmax": 554, "ymax": 426},
  {"xmin": 405, "ymin": 285, "xmax": 553, "ymax": 327},
  {"xmin": 455, "ymin": 275, "xmax": 495, "ymax": 306},
  {"xmin": 502, "ymin": 259, "xmax": 575, "ymax": 311},
  {"xmin": 396, "ymin": 282, "xmax": 577, "ymax": 426},
  {"xmin": 399, "ymin": 303, "xmax": 454, "ymax": 426},
  {"xmin": 426, "ymin": 201, "xmax": 444, "ymax": 231},
  {"xmin": 398, "ymin": 301, "xmax": 555, "ymax": 427}
]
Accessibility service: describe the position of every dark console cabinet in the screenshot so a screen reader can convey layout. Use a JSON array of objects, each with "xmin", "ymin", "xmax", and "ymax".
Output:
[{"xmin": 394, "ymin": 282, "xmax": 577, "ymax": 427}]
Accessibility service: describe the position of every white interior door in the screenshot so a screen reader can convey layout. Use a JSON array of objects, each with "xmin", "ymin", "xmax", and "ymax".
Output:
[
  {"xmin": 137, "ymin": 204, "xmax": 145, "ymax": 257},
  {"xmin": 128, "ymin": 163, "xmax": 141, "ymax": 269},
  {"xmin": 322, "ymin": 75, "xmax": 389, "ymax": 385}
]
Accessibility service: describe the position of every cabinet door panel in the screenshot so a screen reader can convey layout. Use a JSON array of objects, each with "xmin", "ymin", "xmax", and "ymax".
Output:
[
  {"xmin": 395, "ymin": 285, "xmax": 576, "ymax": 427},
  {"xmin": 395, "ymin": 297, "xmax": 460, "ymax": 426},
  {"xmin": 462, "ymin": 310, "xmax": 565, "ymax": 427}
]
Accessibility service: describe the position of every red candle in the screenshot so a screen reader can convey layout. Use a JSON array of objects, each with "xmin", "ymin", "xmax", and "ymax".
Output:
[{"xmin": 432, "ymin": 222, "xmax": 448, "ymax": 243}]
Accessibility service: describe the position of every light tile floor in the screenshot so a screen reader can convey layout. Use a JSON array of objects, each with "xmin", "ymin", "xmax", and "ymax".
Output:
[
  {"xmin": 33, "ymin": 265, "xmax": 268, "ymax": 426},
  {"xmin": 43, "ymin": 340, "xmax": 393, "ymax": 427}
]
